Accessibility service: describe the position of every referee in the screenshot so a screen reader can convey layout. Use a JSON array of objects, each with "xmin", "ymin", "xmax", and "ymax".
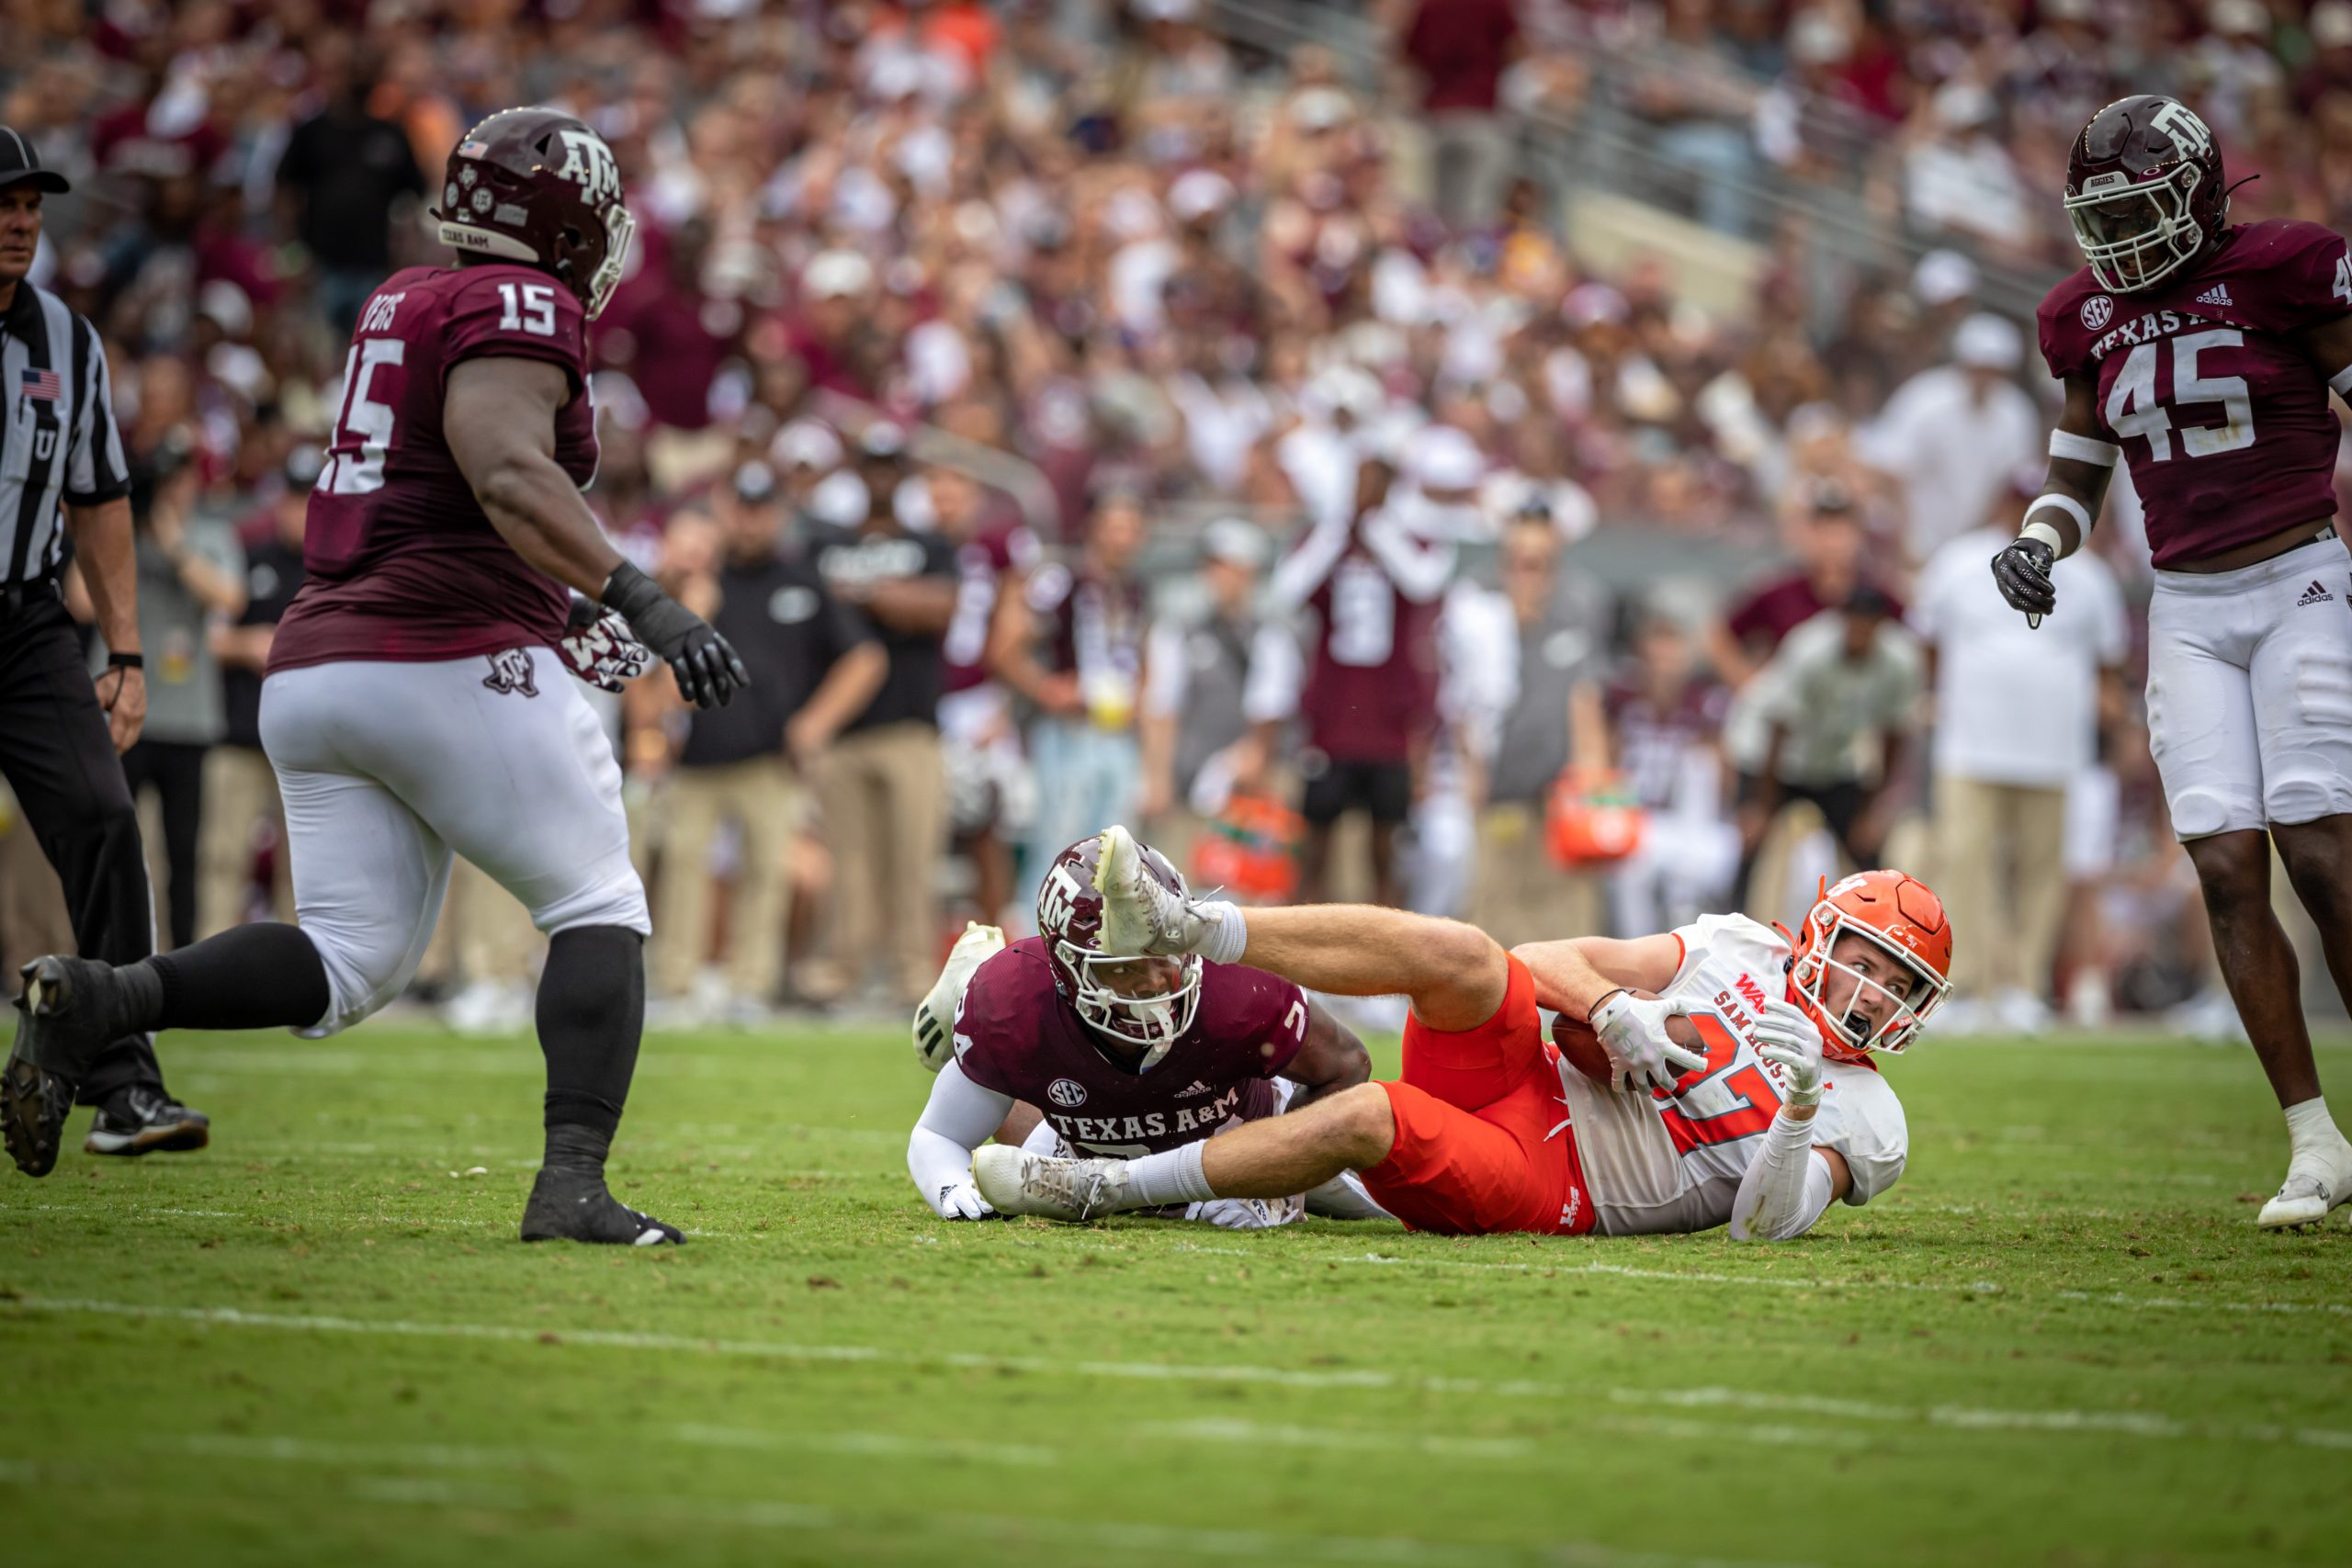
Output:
[{"xmin": 0, "ymin": 128, "xmax": 208, "ymax": 1168}]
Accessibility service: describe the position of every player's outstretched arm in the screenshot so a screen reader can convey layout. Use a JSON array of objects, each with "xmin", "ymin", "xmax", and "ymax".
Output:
[
  {"xmin": 447, "ymin": 355, "xmax": 749, "ymax": 708},
  {"xmin": 1282, "ymin": 1001, "xmax": 1373, "ymax": 1110},
  {"xmin": 908, "ymin": 1060, "xmax": 1016, "ymax": 1220},
  {"xmin": 1728, "ymin": 999, "xmax": 1853, "ymax": 1242},
  {"xmin": 1231, "ymin": 905, "xmax": 1510, "ymax": 1032},
  {"xmin": 1993, "ymin": 371, "xmax": 2116, "ymax": 625},
  {"xmin": 1512, "ymin": 933, "xmax": 1704, "ymax": 1096}
]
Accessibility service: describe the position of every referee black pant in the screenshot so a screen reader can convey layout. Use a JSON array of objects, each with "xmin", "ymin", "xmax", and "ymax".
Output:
[{"xmin": 0, "ymin": 592, "xmax": 167, "ymax": 1103}]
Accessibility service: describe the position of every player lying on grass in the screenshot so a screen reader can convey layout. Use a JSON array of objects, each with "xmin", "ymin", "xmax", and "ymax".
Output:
[
  {"xmin": 977, "ymin": 827, "xmax": 1951, "ymax": 1240},
  {"xmin": 907, "ymin": 835, "xmax": 1387, "ymax": 1226}
]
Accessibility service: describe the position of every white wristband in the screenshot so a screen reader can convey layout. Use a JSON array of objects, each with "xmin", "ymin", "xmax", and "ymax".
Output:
[
  {"xmin": 2330, "ymin": 364, "xmax": 2352, "ymax": 398},
  {"xmin": 2020, "ymin": 520, "xmax": 2066, "ymax": 554},
  {"xmin": 2048, "ymin": 429, "xmax": 2120, "ymax": 467},
  {"xmin": 2026, "ymin": 491, "xmax": 2090, "ymax": 547}
]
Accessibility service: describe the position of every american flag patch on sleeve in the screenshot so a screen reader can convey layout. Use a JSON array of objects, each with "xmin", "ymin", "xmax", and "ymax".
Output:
[{"xmin": 19, "ymin": 367, "xmax": 61, "ymax": 403}]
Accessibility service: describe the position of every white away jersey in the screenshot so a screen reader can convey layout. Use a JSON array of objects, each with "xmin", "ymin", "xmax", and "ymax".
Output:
[{"xmin": 1558, "ymin": 913, "xmax": 1908, "ymax": 1237}]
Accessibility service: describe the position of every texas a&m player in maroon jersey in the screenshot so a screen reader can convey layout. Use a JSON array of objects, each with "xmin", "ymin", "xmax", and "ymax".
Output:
[
  {"xmin": 2, "ymin": 110, "xmax": 745, "ymax": 1244},
  {"xmin": 1992, "ymin": 95, "xmax": 2352, "ymax": 1229},
  {"xmin": 906, "ymin": 834, "xmax": 1384, "ymax": 1225}
]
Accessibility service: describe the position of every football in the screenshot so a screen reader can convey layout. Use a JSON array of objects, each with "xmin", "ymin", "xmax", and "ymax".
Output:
[{"xmin": 1551, "ymin": 991, "xmax": 1706, "ymax": 1084}]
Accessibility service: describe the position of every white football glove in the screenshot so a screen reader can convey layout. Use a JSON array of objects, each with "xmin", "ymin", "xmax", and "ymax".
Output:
[
  {"xmin": 1751, "ymin": 998, "xmax": 1826, "ymax": 1107},
  {"xmin": 1184, "ymin": 1194, "xmax": 1305, "ymax": 1230},
  {"xmin": 935, "ymin": 1180, "xmax": 999, "ymax": 1221},
  {"xmin": 1590, "ymin": 990, "xmax": 1709, "ymax": 1095}
]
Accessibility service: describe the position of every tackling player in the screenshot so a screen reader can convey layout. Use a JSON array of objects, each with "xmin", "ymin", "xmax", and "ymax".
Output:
[
  {"xmin": 1990, "ymin": 95, "xmax": 2352, "ymax": 1228},
  {"xmin": 1, "ymin": 110, "xmax": 745, "ymax": 1245},
  {"xmin": 908, "ymin": 836, "xmax": 1385, "ymax": 1226},
  {"xmin": 976, "ymin": 827, "xmax": 1948, "ymax": 1241}
]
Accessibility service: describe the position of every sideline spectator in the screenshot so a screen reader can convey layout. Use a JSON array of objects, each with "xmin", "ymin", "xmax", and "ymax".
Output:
[
  {"xmin": 1399, "ymin": 0, "xmax": 1522, "ymax": 228},
  {"xmin": 85, "ymin": 444, "xmax": 246, "ymax": 953},
  {"xmin": 803, "ymin": 430, "xmax": 961, "ymax": 1008},
  {"xmin": 274, "ymin": 45, "xmax": 423, "ymax": 339},
  {"xmin": 1466, "ymin": 504, "xmax": 1612, "ymax": 951},
  {"xmin": 990, "ymin": 485, "xmax": 1152, "ymax": 928},
  {"xmin": 1708, "ymin": 482, "xmax": 1899, "ymax": 689},
  {"xmin": 199, "ymin": 447, "xmax": 312, "ymax": 936},
  {"xmin": 1604, "ymin": 606, "xmax": 1737, "ymax": 935},
  {"xmin": 650, "ymin": 465, "xmax": 885, "ymax": 1019},
  {"xmin": 1860, "ymin": 313, "xmax": 2044, "ymax": 565},
  {"xmin": 1139, "ymin": 518, "xmax": 1276, "ymax": 874},
  {"xmin": 1728, "ymin": 588, "xmax": 1923, "ymax": 909},
  {"xmin": 1914, "ymin": 503, "xmax": 2128, "ymax": 1034}
]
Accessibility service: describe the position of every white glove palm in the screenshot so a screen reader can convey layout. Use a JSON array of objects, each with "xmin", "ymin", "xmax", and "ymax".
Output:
[
  {"xmin": 1752, "ymin": 998, "xmax": 1826, "ymax": 1106},
  {"xmin": 1590, "ymin": 991, "xmax": 1709, "ymax": 1095},
  {"xmin": 1185, "ymin": 1194, "xmax": 1305, "ymax": 1230},
  {"xmin": 936, "ymin": 1180, "xmax": 998, "ymax": 1221}
]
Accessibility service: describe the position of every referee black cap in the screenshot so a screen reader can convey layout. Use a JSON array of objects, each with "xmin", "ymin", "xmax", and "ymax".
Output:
[{"xmin": 0, "ymin": 128, "xmax": 72, "ymax": 196}]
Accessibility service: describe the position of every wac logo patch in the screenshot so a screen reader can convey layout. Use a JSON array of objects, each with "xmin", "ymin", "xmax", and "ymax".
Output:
[
  {"xmin": 2080, "ymin": 296, "xmax": 2113, "ymax": 331},
  {"xmin": 554, "ymin": 129, "xmax": 621, "ymax": 206}
]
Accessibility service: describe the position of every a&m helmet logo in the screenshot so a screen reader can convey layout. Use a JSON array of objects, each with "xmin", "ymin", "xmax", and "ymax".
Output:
[
  {"xmin": 1046, "ymin": 1078, "xmax": 1088, "ymax": 1109},
  {"xmin": 552, "ymin": 128, "xmax": 621, "ymax": 206},
  {"xmin": 2081, "ymin": 296, "xmax": 2114, "ymax": 331}
]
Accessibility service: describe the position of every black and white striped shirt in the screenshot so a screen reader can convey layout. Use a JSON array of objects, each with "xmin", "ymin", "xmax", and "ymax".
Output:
[{"xmin": 0, "ymin": 280, "xmax": 128, "ymax": 588}]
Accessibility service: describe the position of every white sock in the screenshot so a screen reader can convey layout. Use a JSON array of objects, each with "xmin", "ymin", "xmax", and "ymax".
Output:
[
  {"xmin": 1193, "ymin": 899, "xmax": 1247, "ymax": 965},
  {"xmin": 2283, "ymin": 1096, "xmax": 2349, "ymax": 1161},
  {"xmin": 1125, "ymin": 1140, "xmax": 1216, "ymax": 1205}
]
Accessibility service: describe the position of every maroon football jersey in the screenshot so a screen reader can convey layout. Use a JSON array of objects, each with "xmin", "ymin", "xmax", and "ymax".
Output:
[
  {"xmin": 942, "ymin": 520, "xmax": 1039, "ymax": 695},
  {"xmin": 269, "ymin": 265, "xmax": 596, "ymax": 671},
  {"xmin": 2038, "ymin": 220, "xmax": 2352, "ymax": 569},
  {"xmin": 1298, "ymin": 548, "xmax": 1441, "ymax": 764},
  {"xmin": 1026, "ymin": 561, "xmax": 1146, "ymax": 692},
  {"xmin": 951, "ymin": 938, "xmax": 1309, "ymax": 1157}
]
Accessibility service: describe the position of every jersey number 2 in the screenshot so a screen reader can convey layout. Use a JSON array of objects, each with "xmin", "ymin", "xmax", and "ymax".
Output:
[
  {"xmin": 2105, "ymin": 330, "xmax": 2256, "ymax": 462},
  {"xmin": 1655, "ymin": 1012, "xmax": 1782, "ymax": 1155}
]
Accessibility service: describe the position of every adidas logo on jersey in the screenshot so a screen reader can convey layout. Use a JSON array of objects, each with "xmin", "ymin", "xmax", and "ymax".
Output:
[
  {"xmin": 2298, "ymin": 581, "xmax": 2335, "ymax": 606},
  {"xmin": 1174, "ymin": 1079, "xmax": 1215, "ymax": 1098},
  {"xmin": 2193, "ymin": 283, "xmax": 2234, "ymax": 308}
]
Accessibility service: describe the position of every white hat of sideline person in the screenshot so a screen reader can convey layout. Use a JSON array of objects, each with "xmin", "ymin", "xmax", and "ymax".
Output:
[
  {"xmin": 1202, "ymin": 517, "xmax": 1271, "ymax": 570},
  {"xmin": 803, "ymin": 249, "xmax": 874, "ymax": 300},
  {"xmin": 770, "ymin": 418, "xmax": 844, "ymax": 472},
  {"xmin": 1404, "ymin": 423, "xmax": 1484, "ymax": 498},
  {"xmin": 1952, "ymin": 312, "xmax": 2023, "ymax": 373},
  {"xmin": 1912, "ymin": 248, "xmax": 1977, "ymax": 307}
]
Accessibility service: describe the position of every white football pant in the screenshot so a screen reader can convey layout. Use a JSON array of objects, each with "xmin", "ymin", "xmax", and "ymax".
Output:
[
  {"xmin": 260, "ymin": 648, "xmax": 649, "ymax": 1037},
  {"xmin": 2145, "ymin": 543, "xmax": 2352, "ymax": 840}
]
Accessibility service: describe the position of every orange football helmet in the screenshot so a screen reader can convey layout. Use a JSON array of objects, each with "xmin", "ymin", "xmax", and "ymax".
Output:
[{"xmin": 1785, "ymin": 871, "xmax": 1953, "ymax": 1062}]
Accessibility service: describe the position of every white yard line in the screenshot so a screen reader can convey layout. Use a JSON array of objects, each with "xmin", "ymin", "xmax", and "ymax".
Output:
[
  {"xmin": 12, "ymin": 1297, "xmax": 2348, "ymax": 1453},
  {"xmin": 668, "ymin": 1422, "xmax": 1058, "ymax": 1467}
]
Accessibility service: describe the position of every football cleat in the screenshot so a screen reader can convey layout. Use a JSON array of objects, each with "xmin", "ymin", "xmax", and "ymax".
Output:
[
  {"xmin": 519, "ymin": 1167, "xmax": 684, "ymax": 1246},
  {"xmin": 912, "ymin": 922, "xmax": 1007, "ymax": 1073},
  {"xmin": 2, "ymin": 955, "xmax": 131, "ymax": 1178},
  {"xmin": 1091, "ymin": 823, "xmax": 1211, "ymax": 959},
  {"xmin": 2256, "ymin": 1149, "xmax": 2352, "ymax": 1231},
  {"xmin": 83, "ymin": 1086, "xmax": 210, "ymax": 1157},
  {"xmin": 971, "ymin": 1144, "xmax": 1134, "ymax": 1222}
]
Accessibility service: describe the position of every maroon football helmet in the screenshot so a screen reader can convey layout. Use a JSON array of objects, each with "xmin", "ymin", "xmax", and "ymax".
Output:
[
  {"xmin": 1036, "ymin": 835, "xmax": 1202, "ymax": 1067},
  {"xmin": 434, "ymin": 107, "xmax": 635, "ymax": 320},
  {"xmin": 2064, "ymin": 95, "xmax": 2229, "ymax": 293}
]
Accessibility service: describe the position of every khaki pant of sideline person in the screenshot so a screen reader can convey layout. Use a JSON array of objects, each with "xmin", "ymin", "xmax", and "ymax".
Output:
[
  {"xmin": 1471, "ymin": 801, "xmax": 1604, "ymax": 952},
  {"xmin": 198, "ymin": 743, "xmax": 290, "ymax": 937},
  {"xmin": 808, "ymin": 720, "xmax": 945, "ymax": 1003},
  {"xmin": 1936, "ymin": 774, "xmax": 2068, "ymax": 1000},
  {"xmin": 652, "ymin": 757, "xmax": 798, "ymax": 1002}
]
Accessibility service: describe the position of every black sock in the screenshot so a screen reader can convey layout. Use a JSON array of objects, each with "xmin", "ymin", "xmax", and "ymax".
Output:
[
  {"xmin": 119, "ymin": 923, "xmax": 332, "ymax": 1034},
  {"xmin": 537, "ymin": 925, "xmax": 645, "ymax": 1154}
]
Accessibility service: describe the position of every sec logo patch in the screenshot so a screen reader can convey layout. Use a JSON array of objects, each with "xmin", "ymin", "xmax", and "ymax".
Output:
[
  {"xmin": 1046, "ymin": 1078, "xmax": 1088, "ymax": 1108},
  {"xmin": 2080, "ymin": 296, "xmax": 2113, "ymax": 331}
]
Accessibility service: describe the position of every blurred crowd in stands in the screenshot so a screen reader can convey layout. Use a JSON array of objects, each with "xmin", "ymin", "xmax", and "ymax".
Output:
[{"xmin": 7, "ymin": 0, "xmax": 2344, "ymax": 1037}]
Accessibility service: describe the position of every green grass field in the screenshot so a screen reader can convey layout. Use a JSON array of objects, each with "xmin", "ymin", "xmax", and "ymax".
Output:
[{"xmin": 3, "ymin": 1021, "xmax": 2348, "ymax": 1568}]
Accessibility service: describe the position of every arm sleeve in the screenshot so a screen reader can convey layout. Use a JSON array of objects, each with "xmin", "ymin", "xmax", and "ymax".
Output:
[
  {"xmin": 1727, "ymin": 1111, "xmax": 1839, "ymax": 1241},
  {"xmin": 64, "ymin": 316, "xmax": 130, "ymax": 506},
  {"xmin": 441, "ymin": 270, "xmax": 590, "ymax": 392},
  {"xmin": 1358, "ymin": 510, "xmax": 1458, "ymax": 604},
  {"xmin": 908, "ymin": 1059, "xmax": 1016, "ymax": 1218},
  {"xmin": 1268, "ymin": 514, "xmax": 1352, "ymax": 614}
]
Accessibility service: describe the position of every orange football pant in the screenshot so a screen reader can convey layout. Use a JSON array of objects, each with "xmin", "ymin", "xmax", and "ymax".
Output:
[{"xmin": 1360, "ymin": 955, "xmax": 1599, "ymax": 1235}]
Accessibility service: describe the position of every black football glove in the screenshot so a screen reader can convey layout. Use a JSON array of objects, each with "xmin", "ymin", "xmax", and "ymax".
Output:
[
  {"xmin": 1990, "ymin": 536, "xmax": 2057, "ymax": 625},
  {"xmin": 600, "ymin": 562, "xmax": 750, "ymax": 709}
]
